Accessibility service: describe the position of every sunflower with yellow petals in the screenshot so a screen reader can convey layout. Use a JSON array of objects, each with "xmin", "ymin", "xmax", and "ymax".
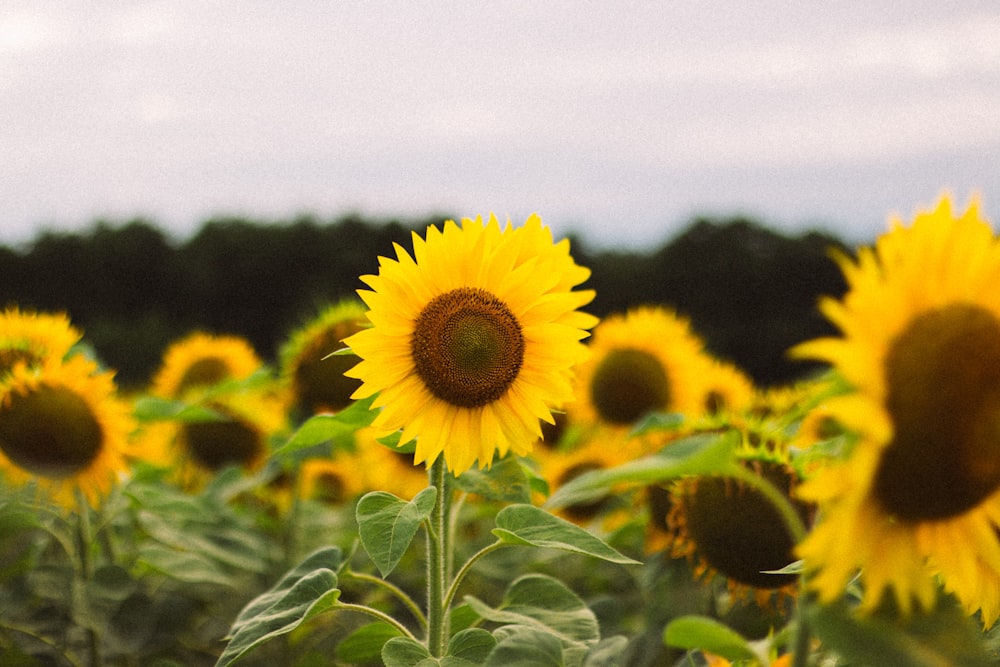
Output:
[
  {"xmin": 150, "ymin": 332, "xmax": 263, "ymax": 399},
  {"xmin": 571, "ymin": 306, "xmax": 720, "ymax": 431},
  {"xmin": 0, "ymin": 307, "xmax": 83, "ymax": 377},
  {"xmin": 343, "ymin": 214, "xmax": 597, "ymax": 475},
  {"xmin": 279, "ymin": 299, "xmax": 367, "ymax": 420},
  {"xmin": 0, "ymin": 355, "xmax": 132, "ymax": 508},
  {"xmin": 794, "ymin": 194, "xmax": 1000, "ymax": 625}
]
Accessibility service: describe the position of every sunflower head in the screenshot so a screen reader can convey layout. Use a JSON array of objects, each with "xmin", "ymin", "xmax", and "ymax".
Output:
[
  {"xmin": 0, "ymin": 307, "xmax": 83, "ymax": 378},
  {"xmin": 343, "ymin": 214, "xmax": 597, "ymax": 475},
  {"xmin": 794, "ymin": 194, "xmax": 1000, "ymax": 623},
  {"xmin": 0, "ymin": 355, "xmax": 132, "ymax": 508},
  {"xmin": 279, "ymin": 300, "xmax": 367, "ymax": 420},
  {"xmin": 151, "ymin": 332, "xmax": 263, "ymax": 399}
]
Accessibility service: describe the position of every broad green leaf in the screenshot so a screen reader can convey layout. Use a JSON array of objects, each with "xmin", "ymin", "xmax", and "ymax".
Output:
[
  {"xmin": 357, "ymin": 487, "xmax": 437, "ymax": 577},
  {"xmin": 493, "ymin": 504, "xmax": 639, "ymax": 565},
  {"xmin": 216, "ymin": 547, "xmax": 344, "ymax": 667},
  {"xmin": 453, "ymin": 455, "xmax": 531, "ymax": 503},
  {"xmin": 272, "ymin": 395, "xmax": 378, "ymax": 461},
  {"xmin": 482, "ymin": 625, "xmax": 565, "ymax": 667},
  {"xmin": 582, "ymin": 636, "xmax": 629, "ymax": 667},
  {"xmin": 378, "ymin": 431, "xmax": 418, "ymax": 454},
  {"xmin": 336, "ymin": 622, "xmax": 404, "ymax": 664},
  {"xmin": 382, "ymin": 636, "xmax": 432, "ymax": 667},
  {"xmin": 465, "ymin": 573, "xmax": 599, "ymax": 644},
  {"xmin": 138, "ymin": 544, "xmax": 234, "ymax": 587},
  {"xmin": 629, "ymin": 411, "xmax": 685, "ymax": 436},
  {"xmin": 807, "ymin": 597, "xmax": 996, "ymax": 667},
  {"xmin": 448, "ymin": 627, "xmax": 496, "ymax": 663},
  {"xmin": 544, "ymin": 431, "xmax": 739, "ymax": 510},
  {"xmin": 132, "ymin": 396, "xmax": 226, "ymax": 423},
  {"xmin": 663, "ymin": 615, "xmax": 757, "ymax": 662}
]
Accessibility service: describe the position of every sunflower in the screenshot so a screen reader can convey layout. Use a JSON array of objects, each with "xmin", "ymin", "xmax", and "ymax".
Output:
[
  {"xmin": 150, "ymin": 332, "xmax": 263, "ymax": 399},
  {"xmin": 794, "ymin": 194, "xmax": 1000, "ymax": 624},
  {"xmin": 343, "ymin": 214, "xmax": 597, "ymax": 475},
  {"xmin": 570, "ymin": 306, "xmax": 720, "ymax": 431},
  {"xmin": 279, "ymin": 299, "xmax": 367, "ymax": 420},
  {"xmin": 0, "ymin": 354, "xmax": 132, "ymax": 508},
  {"xmin": 0, "ymin": 307, "xmax": 82, "ymax": 377}
]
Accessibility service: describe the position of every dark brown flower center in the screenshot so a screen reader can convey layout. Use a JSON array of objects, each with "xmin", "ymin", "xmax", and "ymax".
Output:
[
  {"xmin": 175, "ymin": 356, "xmax": 232, "ymax": 396},
  {"xmin": 180, "ymin": 408, "xmax": 263, "ymax": 471},
  {"xmin": 293, "ymin": 323, "xmax": 363, "ymax": 416},
  {"xmin": 0, "ymin": 385, "xmax": 103, "ymax": 478},
  {"xmin": 589, "ymin": 348, "xmax": 670, "ymax": 424},
  {"xmin": 676, "ymin": 462, "xmax": 809, "ymax": 589},
  {"xmin": 411, "ymin": 287, "xmax": 524, "ymax": 408},
  {"xmin": 874, "ymin": 304, "xmax": 1000, "ymax": 521}
]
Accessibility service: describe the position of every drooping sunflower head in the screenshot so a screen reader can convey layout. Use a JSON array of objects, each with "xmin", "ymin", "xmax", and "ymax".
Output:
[
  {"xmin": 279, "ymin": 299, "xmax": 368, "ymax": 420},
  {"xmin": 794, "ymin": 194, "xmax": 1000, "ymax": 623},
  {"xmin": 0, "ymin": 355, "xmax": 133, "ymax": 508},
  {"xmin": 571, "ymin": 306, "xmax": 718, "ymax": 428},
  {"xmin": 343, "ymin": 214, "xmax": 597, "ymax": 475},
  {"xmin": 0, "ymin": 307, "xmax": 83, "ymax": 378},
  {"xmin": 150, "ymin": 332, "xmax": 263, "ymax": 399}
]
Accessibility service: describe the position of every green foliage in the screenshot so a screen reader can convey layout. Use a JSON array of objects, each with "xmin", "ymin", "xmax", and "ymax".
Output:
[
  {"xmin": 663, "ymin": 615, "xmax": 758, "ymax": 663},
  {"xmin": 272, "ymin": 394, "xmax": 379, "ymax": 464},
  {"xmin": 356, "ymin": 488, "xmax": 437, "ymax": 577},
  {"xmin": 492, "ymin": 505, "xmax": 639, "ymax": 565}
]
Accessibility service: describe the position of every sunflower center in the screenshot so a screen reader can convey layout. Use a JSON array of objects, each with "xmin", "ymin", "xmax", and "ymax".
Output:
[
  {"xmin": 411, "ymin": 287, "xmax": 524, "ymax": 408},
  {"xmin": 293, "ymin": 326, "xmax": 362, "ymax": 415},
  {"xmin": 180, "ymin": 409, "xmax": 263, "ymax": 471},
  {"xmin": 176, "ymin": 357, "xmax": 231, "ymax": 394},
  {"xmin": 874, "ymin": 304, "xmax": 1000, "ymax": 521},
  {"xmin": 677, "ymin": 462, "xmax": 809, "ymax": 589},
  {"xmin": 589, "ymin": 348, "xmax": 670, "ymax": 424},
  {"xmin": 0, "ymin": 385, "xmax": 103, "ymax": 478}
]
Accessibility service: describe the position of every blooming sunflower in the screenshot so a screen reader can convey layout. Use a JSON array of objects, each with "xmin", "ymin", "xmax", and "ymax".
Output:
[
  {"xmin": 0, "ymin": 307, "xmax": 82, "ymax": 377},
  {"xmin": 794, "ymin": 194, "xmax": 1000, "ymax": 624},
  {"xmin": 0, "ymin": 354, "xmax": 132, "ymax": 508},
  {"xmin": 279, "ymin": 299, "xmax": 367, "ymax": 420},
  {"xmin": 571, "ymin": 306, "xmax": 719, "ymax": 430},
  {"xmin": 150, "ymin": 332, "xmax": 263, "ymax": 399},
  {"xmin": 343, "ymin": 214, "xmax": 597, "ymax": 475}
]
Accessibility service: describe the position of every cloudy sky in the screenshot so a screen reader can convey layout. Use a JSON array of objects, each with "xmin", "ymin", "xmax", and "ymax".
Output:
[{"xmin": 2, "ymin": 2, "xmax": 999, "ymax": 249}]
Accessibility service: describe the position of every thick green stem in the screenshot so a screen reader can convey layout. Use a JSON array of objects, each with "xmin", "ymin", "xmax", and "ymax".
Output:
[
  {"xmin": 790, "ymin": 610, "xmax": 812, "ymax": 667},
  {"xmin": 75, "ymin": 491, "xmax": 102, "ymax": 667},
  {"xmin": 426, "ymin": 457, "xmax": 451, "ymax": 657}
]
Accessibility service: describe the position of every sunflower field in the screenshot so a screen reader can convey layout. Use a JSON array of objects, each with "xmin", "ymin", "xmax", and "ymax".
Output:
[{"xmin": 3, "ymin": 196, "xmax": 1000, "ymax": 666}]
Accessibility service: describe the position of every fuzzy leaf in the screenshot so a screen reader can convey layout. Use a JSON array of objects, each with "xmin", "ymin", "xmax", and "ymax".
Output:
[
  {"xmin": 492, "ymin": 504, "xmax": 639, "ymax": 565},
  {"xmin": 273, "ymin": 395, "xmax": 378, "ymax": 461},
  {"xmin": 482, "ymin": 626, "xmax": 565, "ymax": 667},
  {"xmin": 544, "ymin": 431, "xmax": 739, "ymax": 510},
  {"xmin": 215, "ymin": 548, "xmax": 343, "ymax": 667},
  {"xmin": 663, "ymin": 615, "xmax": 757, "ymax": 662},
  {"xmin": 447, "ymin": 628, "xmax": 496, "ymax": 663},
  {"xmin": 453, "ymin": 456, "xmax": 531, "ymax": 503},
  {"xmin": 336, "ymin": 622, "xmax": 404, "ymax": 665},
  {"xmin": 381, "ymin": 636, "xmax": 432, "ymax": 667},
  {"xmin": 357, "ymin": 487, "xmax": 437, "ymax": 577}
]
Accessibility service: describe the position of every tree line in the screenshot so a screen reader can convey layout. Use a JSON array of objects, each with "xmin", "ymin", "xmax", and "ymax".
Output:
[{"xmin": 0, "ymin": 213, "xmax": 849, "ymax": 390}]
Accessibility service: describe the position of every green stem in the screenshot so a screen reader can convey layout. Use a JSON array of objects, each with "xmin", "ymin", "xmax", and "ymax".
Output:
[
  {"xmin": 75, "ymin": 491, "xmax": 102, "ymax": 667},
  {"xmin": 790, "ymin": 609, "xmax": 812, "ymax": 667},
  {"xmin": 426, "ymin": 457, "xmax": 451, "ymax": 657},
  {"xmin": 443, "ymin": 541, "xmax": 506, "ymax": 613},
  {"xmin": 332, "ymin": 602, "xmax": 419, "ymax": 641},
  {"xmin": 342, "ymin": 570, "xmax": 428, "ymax": 630}
]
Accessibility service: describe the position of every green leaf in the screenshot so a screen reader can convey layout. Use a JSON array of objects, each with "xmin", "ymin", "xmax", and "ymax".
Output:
[
  {"xmin": 215, "ymin": 548, "xmax": 344, "ymax": 667},
  {"xmin": 492, "ymin": 504, "xmax": 639, "ymax": 565},
  {"xmin": 582, "ymin": 636, "xmax": 630, "ymax": 667},
  {"xmin": 465, "ymin": 573, "xmax": 600, "ymax": 644},
  {"xmin": 132, "ymin": 396, "xmax": 226, "ymax": 423},
  {"xmin": 453, "ymin": 455, "xmax": 531, "ymax": 503},
  {"xmin": 807, "ymin": 597, "xmax": 997, "ymax": 667},
  {"xmin": 381, "ymin": 636, "xmax": 432, "ymax": 667},
  {"xmin": 337, "ymin": 622, "xmax": 405, "ymax": 665},
  {"xmin": 629, "ymin": 411, "xmax": 685, "ymax": 436},
  {"xmin": 356, "ymin": 487, "xmax": 437, "ymax": 577},
  {"xmin": 272, "ymin": 395, "xmax": 378, "ymax": 461},
  {"xmin": 482, "ymin": 626, "xmax": 565, "ymax": 667},
  {"xmin": 544, "ymin": 431, "xmax": 739, "ymax": 510},
  {"xmin": 448, "ymin": 628, "xmax": 496, "ymax": 663},
  {"xmin": 663, "ymin": 615, "xmax": 757, "ymax": 662}
]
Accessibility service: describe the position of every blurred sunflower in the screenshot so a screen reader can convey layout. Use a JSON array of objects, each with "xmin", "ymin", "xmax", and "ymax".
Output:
[
  {"xmin": 665, "ymin": 445, "xmax": 812, "ymax": 608},
  {"xmin": 279, "ymin": 299, "xmax": 367, "ymax": 420},
  {"xmin": 0, "ymin": 307, "xmax": 82, "ymax": 376},
  {"xmin": 150, "ymin": 332, "xmax": 263, "ymax": 399},
  {"xmin": 794, "ymin": 195, "xmax": 1000, "ymax": 623},
  {"xmin": 570, "ymin": 306, "xmax": 718, "ymax": 430},
  {"xmin": 699, "ymin": 357, "xmax": 756, "ymax": 417},
  {"xmin": 0, "ymin": 355, "xmax": 132, "ymax": 508},
  {"xmin": 343, "ymin": 214, "xmax": 597, "ymax": 475},
  {"xmin": 354, "ymin": 428, "xmax": 430, "ymax": 501}
]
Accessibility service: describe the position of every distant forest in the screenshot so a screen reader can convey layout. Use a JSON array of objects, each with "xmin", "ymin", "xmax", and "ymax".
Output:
[{"xmin": 0, "ymin": 214, "xmax": 850, "ymax": 390}]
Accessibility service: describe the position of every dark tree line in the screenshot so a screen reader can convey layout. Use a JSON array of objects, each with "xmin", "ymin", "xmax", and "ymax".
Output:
[{"xmin": 0, "ymin": 214, "xmax": 848, "ymax": 389}]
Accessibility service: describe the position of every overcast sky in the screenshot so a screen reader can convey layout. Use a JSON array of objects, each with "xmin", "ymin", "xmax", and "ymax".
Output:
[{"xmin": 2, "ymin": 2, "xmax": 999, "ymax": 249}]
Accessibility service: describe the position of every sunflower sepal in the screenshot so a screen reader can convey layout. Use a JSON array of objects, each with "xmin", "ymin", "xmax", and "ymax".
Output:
[{"xmin": 356, "ymin": 487, "xmax": 438, "ymax": 578}]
